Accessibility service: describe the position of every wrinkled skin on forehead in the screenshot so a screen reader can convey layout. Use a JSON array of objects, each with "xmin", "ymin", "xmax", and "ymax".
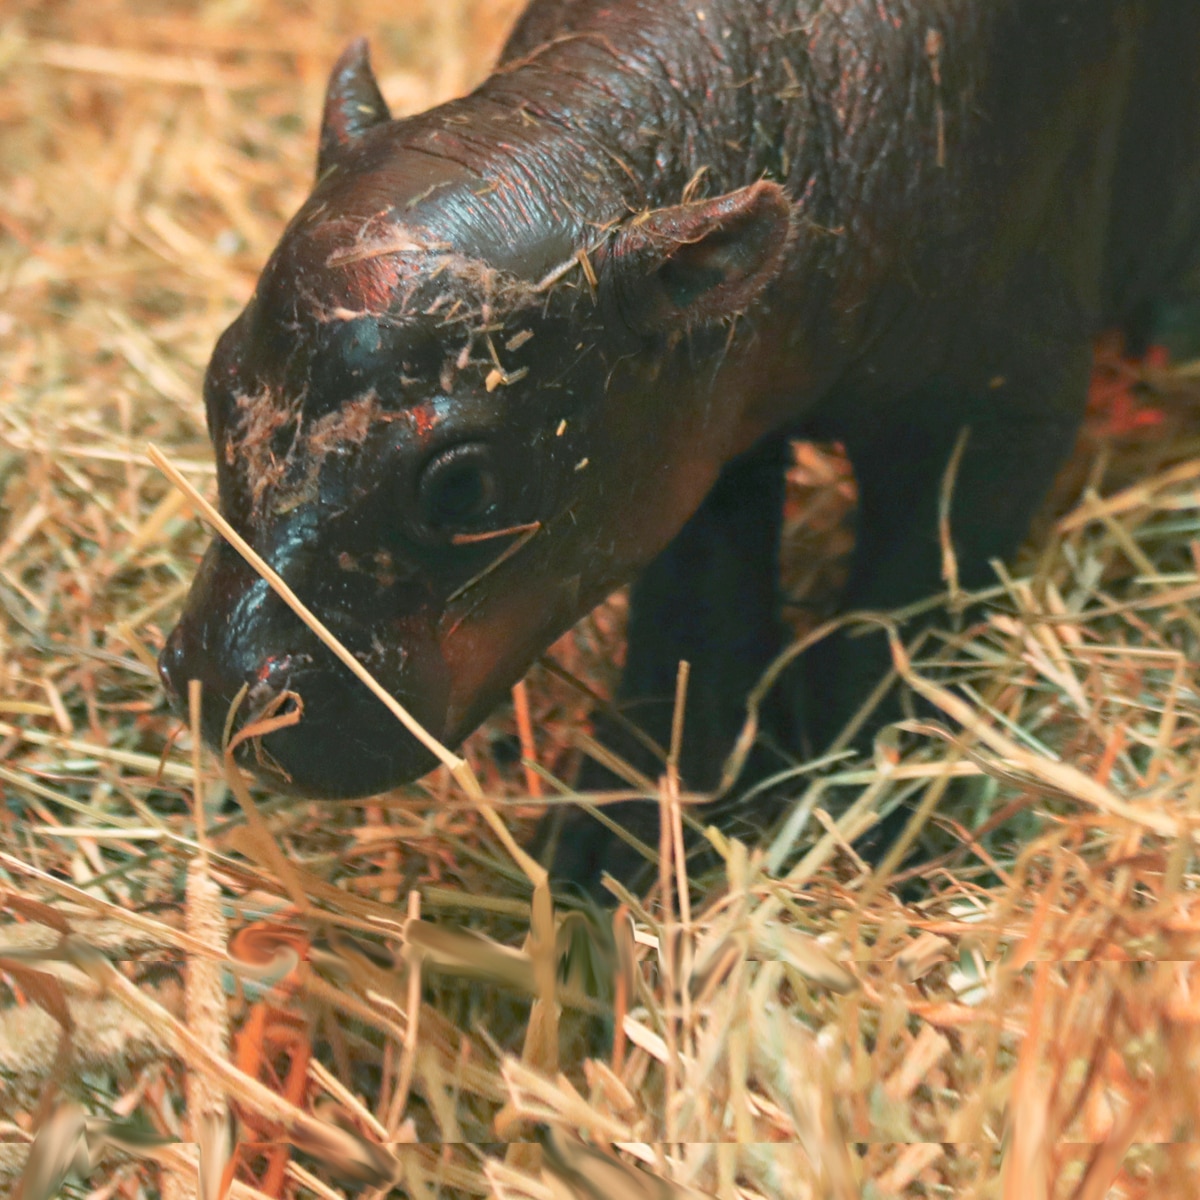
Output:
[{"xmin": 160, "ymin": 39, "xmax": 798, "ymax": 795}]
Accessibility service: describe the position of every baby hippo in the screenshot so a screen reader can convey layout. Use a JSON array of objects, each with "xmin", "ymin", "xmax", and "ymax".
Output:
[{"xmin": 161, "ymin": 1, "xmax": 1200, "ymax": 884}]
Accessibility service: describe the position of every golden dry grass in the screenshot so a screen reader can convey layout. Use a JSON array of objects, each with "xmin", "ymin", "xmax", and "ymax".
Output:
[{"xmin": 3, "ymin": 3, "xmax": 1200, "ymax": 1198}]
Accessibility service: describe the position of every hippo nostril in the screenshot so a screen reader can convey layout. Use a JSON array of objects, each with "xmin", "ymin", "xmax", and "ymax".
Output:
[{"xmin": 157, "ymin": 626, "xmax": 188, "ymax": 702}]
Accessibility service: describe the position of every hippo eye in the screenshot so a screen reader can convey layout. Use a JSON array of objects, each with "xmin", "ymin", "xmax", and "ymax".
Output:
[{"xmin": 418, "ymin": 442, "xmax": 500, "ymax": 532}]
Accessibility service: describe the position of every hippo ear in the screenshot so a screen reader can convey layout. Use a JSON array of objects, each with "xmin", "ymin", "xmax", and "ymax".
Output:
[
  {"xmin": 317, "ymin": 38, "xmax": 391, "ymax": 179},
  {"xmin": 603, "ymin": 181, "xmax": 794, "ymax": 333}
]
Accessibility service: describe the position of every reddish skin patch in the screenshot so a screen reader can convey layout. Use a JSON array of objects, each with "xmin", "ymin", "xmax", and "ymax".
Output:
[
  {"xmin": 346, "ymin": 257, "xmax": 403, "ymax": 313},
  {"xmin": 1088, "ymin": 334, "xmax": 1168, "ymax": 439},
  {"xmin": 410, "ymin": 403, "xmax": 438, "ymax": 440},
  {"xmin": 255, "ymin": 655, "xmax": 287, "ymax": 684}
]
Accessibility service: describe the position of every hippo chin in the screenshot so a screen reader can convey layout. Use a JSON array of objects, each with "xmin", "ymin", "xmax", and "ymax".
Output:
[{"xmin": 161, "ymin": 2, "xmax": 1200, "ymax": 887}]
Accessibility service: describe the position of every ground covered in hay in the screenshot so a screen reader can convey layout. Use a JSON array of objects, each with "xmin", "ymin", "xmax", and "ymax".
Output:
[{"xmin": 2, "ymin": 2, "xmax": 1200, "ymax": 1198}]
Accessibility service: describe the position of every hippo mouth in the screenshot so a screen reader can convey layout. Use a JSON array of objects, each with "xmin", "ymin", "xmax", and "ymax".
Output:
[{"xmin": 159, "ymin": 632, "xmax": 447, "ymax": 799}]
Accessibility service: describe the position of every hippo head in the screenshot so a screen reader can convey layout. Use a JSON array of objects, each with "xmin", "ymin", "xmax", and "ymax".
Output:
[{"xmin": 160, "ymin": 40, "xmax": 794, "ymax": 798}]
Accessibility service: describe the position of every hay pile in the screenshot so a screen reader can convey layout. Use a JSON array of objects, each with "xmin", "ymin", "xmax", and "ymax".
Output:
[{"xmin": 2, "ymin": 2, "xmax": 1200, "ymax": 1197}]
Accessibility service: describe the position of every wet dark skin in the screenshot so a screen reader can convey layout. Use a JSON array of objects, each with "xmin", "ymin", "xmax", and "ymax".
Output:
[{"xmin": 161, "ymin": 1, "xmax": 1200, "ymax": 893}]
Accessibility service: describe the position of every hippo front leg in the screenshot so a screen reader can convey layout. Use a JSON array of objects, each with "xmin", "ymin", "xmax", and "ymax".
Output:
[
  {"xmin": 804, "ymin": 354, "xmax": 1093, "ymax": 753},
  {"xmin": 545, "ymin": 433, "xmax": 793, "ymax": 895}
]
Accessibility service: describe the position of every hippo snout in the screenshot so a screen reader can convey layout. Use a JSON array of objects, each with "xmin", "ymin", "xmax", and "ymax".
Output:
[{"xmin": 159, "ymin": 539, "xmax": 450, "ymax": 798}]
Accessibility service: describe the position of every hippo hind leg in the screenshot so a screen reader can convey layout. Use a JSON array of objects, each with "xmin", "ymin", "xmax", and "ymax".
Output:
[{"xmin": 799, "ymin": 348, "xmax": 1093, "ymax": 860}]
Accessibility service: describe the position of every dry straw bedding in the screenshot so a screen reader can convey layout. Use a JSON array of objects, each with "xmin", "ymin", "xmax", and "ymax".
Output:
[{"xmin": 2, "ymin": 2, "xmax": 1200, "ymax": 1198}]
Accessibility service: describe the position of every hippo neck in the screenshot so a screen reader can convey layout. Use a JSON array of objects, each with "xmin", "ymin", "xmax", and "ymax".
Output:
[
  {"xmin": 487, "ymin": 0, "xmax": 821, "ymax": 207},
  {"xmin": 389, "ymin": 0, "xmax": 828, "ymax": 279}
]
